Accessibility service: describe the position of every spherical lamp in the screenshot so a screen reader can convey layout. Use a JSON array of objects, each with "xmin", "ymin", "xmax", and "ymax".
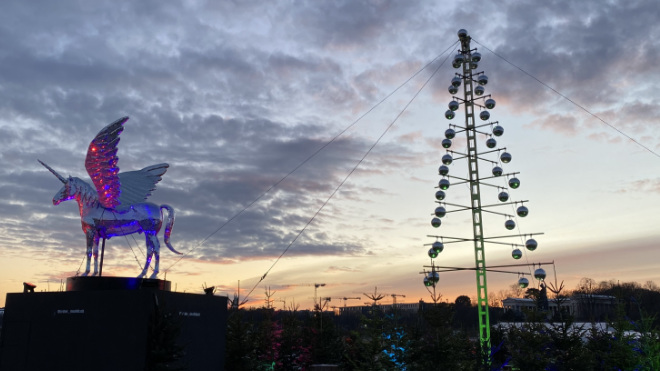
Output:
[{"xmin": 525, "ymin": 239, "xmax": 538, "ymax": 251}]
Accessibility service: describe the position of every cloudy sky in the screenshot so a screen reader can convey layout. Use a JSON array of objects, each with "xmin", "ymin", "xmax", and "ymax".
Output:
[{"xmin": 1, "ymin": 0, "xmax": 659, "ymax": 309}]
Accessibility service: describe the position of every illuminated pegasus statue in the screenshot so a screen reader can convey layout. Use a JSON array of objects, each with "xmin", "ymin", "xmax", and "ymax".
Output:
[{"xmin": 39, "ymin": 117, "xmax": 181, "ymax": 279}]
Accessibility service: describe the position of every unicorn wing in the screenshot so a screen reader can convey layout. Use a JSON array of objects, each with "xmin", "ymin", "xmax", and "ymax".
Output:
[
  {"xmin": 85, "ymin": 117, "xmax": 128, "ymax": 209},
  {"xmin": 116, "ymin": 163, "xmax": 169, "ymax": 208}
]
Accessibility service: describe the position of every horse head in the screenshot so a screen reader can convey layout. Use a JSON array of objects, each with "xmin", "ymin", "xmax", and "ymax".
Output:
[
  {"xmin": 53, "ymin": 177, "xmax": 79, "ymax": 205},
  {"xmin": 39, "ymin": 160, "xmax": 76, "ymax": 205}
]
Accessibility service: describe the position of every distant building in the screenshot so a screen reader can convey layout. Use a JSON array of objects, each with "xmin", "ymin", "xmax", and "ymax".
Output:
[
  {"xmin": 502, "ymin": 294, "xmax": 616, "ymax": 320},
  {"xmin": 339, "ymin": 302, "xmax": 421, "ymax": 315}
]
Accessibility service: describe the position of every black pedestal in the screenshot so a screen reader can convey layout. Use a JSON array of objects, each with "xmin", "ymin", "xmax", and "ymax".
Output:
[
  {"xmin": 0, "ymin": 277, "xmax": 227, "ymax": 371},
  {"xmin": 66, "ymin": 276, "xmax": 172, "ymax": 291}
]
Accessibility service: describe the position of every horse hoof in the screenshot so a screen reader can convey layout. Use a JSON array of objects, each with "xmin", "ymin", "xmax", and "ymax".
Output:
[
  {"xmin": 81, "ymin": 272, "xmax": 90, "ymax": 277},
  {"xmin": 149, "ymin": 272, "xmax": 158, "ymax": 279}
]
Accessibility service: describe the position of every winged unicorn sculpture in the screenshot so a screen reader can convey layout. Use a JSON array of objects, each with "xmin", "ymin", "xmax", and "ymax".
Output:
[{"xmin": 39, "ymin": 117, "xmax": 181, "ymax": 279}]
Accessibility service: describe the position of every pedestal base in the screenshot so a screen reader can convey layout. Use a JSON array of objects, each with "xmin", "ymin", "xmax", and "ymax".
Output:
[
  {"xmin": 66, "ymin": 276, "xmax": 171, "ymax": 291},
  {"xmin": 0, "ymin": 281, "xmax": 226, "ymax": 371}
]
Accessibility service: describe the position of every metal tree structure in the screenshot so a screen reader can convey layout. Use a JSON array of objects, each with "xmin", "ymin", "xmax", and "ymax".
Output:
[{"xmin": 422, "ymin": 29, "xmax": 545, "ymax": 358}]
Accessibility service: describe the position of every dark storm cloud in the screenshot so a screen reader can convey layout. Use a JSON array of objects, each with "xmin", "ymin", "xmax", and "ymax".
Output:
[
  {"xmin": 458, "ymin": 0, "xmax": 660, "ymax": 143},
  {"xmin": 0, "ymin": 1, "xmax": 390, "ymax": 266},
  {"xmin": 287, "ymin": 0, "xmax": 422, "ymax": 49}
]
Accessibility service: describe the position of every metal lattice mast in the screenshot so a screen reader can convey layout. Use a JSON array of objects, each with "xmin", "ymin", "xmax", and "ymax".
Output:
[
  {"xmin": 421, "ymin": 30, "xmax": 547, "ymax": 367},
  {"xmin": 459, "ymin": 32, "xmax": 491, "ymax": 350}
]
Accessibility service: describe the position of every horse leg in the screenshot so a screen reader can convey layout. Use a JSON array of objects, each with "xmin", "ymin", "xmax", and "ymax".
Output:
[
  {"xmin": 138, "ymin": 233, "xmax": 156, "ymax": 278},
  {"xmin": 147, "ymin": 233, "xmax": 161, "ymax": 279},
  {"xmin": 82, "ymin": 230, "xmax": 95, "ymax": 276},
  {"xmin": 91, "ymin": 233, "xmax": 100, "ymax": 276}
]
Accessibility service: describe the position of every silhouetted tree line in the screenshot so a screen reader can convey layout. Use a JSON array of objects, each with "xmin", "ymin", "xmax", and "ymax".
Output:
[
  {"xmin": 572, "ymin": 278, "xmax": 660, "ymax": 325},
  {"xmin": 224, "ymin": 279, "xmax": 660, "ymax": 370}
]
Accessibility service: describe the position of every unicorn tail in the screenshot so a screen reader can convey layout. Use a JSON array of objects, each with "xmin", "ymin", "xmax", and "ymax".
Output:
[{"xmin": 160, "ymin": 204, "xmax": 182, "ymax": 255}]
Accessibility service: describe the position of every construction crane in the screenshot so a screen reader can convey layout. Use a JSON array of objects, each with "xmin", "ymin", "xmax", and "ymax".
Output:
[
  {"xmin": 282, "ymin": 283, "xmax": 326, "ymax": 310},
  {"xmin": 313, "ymin": 283, "xmax": 326, "ymax": 305},
  {"xmin": 332, "ymin": 297, "xmax": 361, "ymax": 308},
  {"xmin": 390, "ymin": 293, "xmax": 406, "ymax": 306}
]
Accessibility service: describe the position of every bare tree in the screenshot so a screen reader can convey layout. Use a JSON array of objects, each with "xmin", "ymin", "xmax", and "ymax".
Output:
[
  {"xmin": 287, "ymin": 299, "xmax": 300, "ymax": 312},
  {"xmin": 489, "ymin": 290, "xmax": 509, "ymax": 308},
  {"xmin": 644, "ymin": 280, "xmax": 659, "ymax": 292},
  {"xmin": 507, "ymin": 283, "xmax": 525, "ymax": 298},
  {"xmin": 264, "ymin": 286, "xmax": 277, "ymax": 309},
  {"xmin": 575, "ymin": 277, "xmax": 598, "ymax": 321},
  {"xmin": 576, "ymin": 277, "xmax": 597, "ymax": 293}
]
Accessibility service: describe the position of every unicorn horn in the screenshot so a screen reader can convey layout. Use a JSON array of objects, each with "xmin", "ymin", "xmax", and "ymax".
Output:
[{"xmin": 38, "ymin": 160, "xmax": 67, "ymax": 183}]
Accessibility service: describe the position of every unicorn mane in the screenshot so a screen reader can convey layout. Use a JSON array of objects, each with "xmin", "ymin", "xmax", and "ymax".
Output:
[{"xmin": 69, "ymin": 177, "xmax": 100, "ymax": 207}]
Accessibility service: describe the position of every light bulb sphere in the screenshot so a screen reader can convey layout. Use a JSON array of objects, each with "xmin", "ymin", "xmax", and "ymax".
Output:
[
  {"xmin": 518, "ymin": 277, "xmax": 529, "ymax": 288},
  {"xmin": 438, "ymin": 179, "xmax": 450, "ymax": 190},
  {"xmin": 478, "ymin": 75, "xmax": 488, "ymax": 86},
  {"xmin": 493, "ymin": 125, "xmax": 504, "ymax": 137},
  {"xmin": 428, "ymin": 248, "xmax": 439, "ymax": 259},
  {"xmin": 534, "ymin": 268, "xmax": 546, "ymax": 281},
  {"xmin": 442, "ymin": 154, "xmax": 453, "ymax": 165},
  {"xmin": 435, "ymin": 190, "xmax": 446, "ymax": 201},
  {"xmin": 451, "ymin": 76, "xmax": 462, "ymax": 87},
  {"xmin": 442, "ymin": 138, "xmax": 452, "ymax": 149},
  {"xmin": 509, "ymin": 177, "xmax": 520, "ymax": 189},
  {"xmin": 512, "ymin": 248, "xmax": 523, "ymax": 259},
  {"xmin": 453, "ymin": 54, "xmax": 464, "ymax": 66},
  {"xmin": 452, "ymin": 60, "xmax": 462, "ymax": 69},
  {"xmin": 471, "ymin": 51, "xmax": 481, "ymax": 62},
  {"xmin": 525, "ymin": 238, "xmax": 538, "ymax": 251},
  {"xmin": 432, "ymin": 241, "xmax": 444, "ymax": 253},
  {"xmin": 424, "ymin": 276, "xmax": 432, "ymax": 287},
  {"xmin": 517, "ymin": 205, "xmax": 529, "ymax": 217},
  {"xmin": 470, "ymin": 62, "xmax": 479, "ymax": 70},
  {"xmin": 480, "ymin": 111, "xmax": 490, "ymax": 121},
  {"xmin": 498, "ymin": 191, "xmax": 509, "ymax": 202},
  {"xmin": 486, "ymin": 138, "xmax": 497, "ymax": 148},
  {"xmin": 448, "ymin": 100, "xmax": 460, "ymax": 111},
  {"xmin": 434, "ymin": 206, "xmax": 447, "ymax": 218},
  {"xmin": 485, "ymin": 98, "xmax": 496, "ymax": 109},
  {"xmin": 448, "ymin": 85, "xmax": 459, "ymax": 94},
  {"xmin": 500, "ymin": 152, "xmax": 512, "ymax": 163},
  {"xmin": 431, "ymin": 217, "xmax": 441, "ymax": 228},
  {"xmin": 457, "ymin": 29, "xmax": 468, "ymax": 38},
  {"xmin": 492, "ymin": 166, "xmax": 503, "ymax": 177},
  {"xmin": 505, "ymin": 219, "xmax": 516, "ymax": 230},
  {"xmin": 445, "ymin": 110, "xmax": 455, "ymax": 120},
  {"xmin": 445, "ymin": 128, "xmax": 456, "ymax": 139},
  {"xmin": 438, "ymin": 165, "xmax": 449, "ymax": 176},
  {"xmin": 475, "ymin": 85, "xmax": 485, "ymax": 96},
  {"xmin": 430, "ymin": 271, "xmax": 440, "ymax": 283}
]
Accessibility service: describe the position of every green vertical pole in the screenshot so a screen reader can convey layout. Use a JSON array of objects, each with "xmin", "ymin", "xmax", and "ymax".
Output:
[{"xmin": 458, "ymin": 33, "xmax": 491, "ymax": 359}]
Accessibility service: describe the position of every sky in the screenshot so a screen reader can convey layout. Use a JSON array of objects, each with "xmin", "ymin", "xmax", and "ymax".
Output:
[{"xmin": 1, "ymin": 0, "xmax": 659, "ymax": 310}]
